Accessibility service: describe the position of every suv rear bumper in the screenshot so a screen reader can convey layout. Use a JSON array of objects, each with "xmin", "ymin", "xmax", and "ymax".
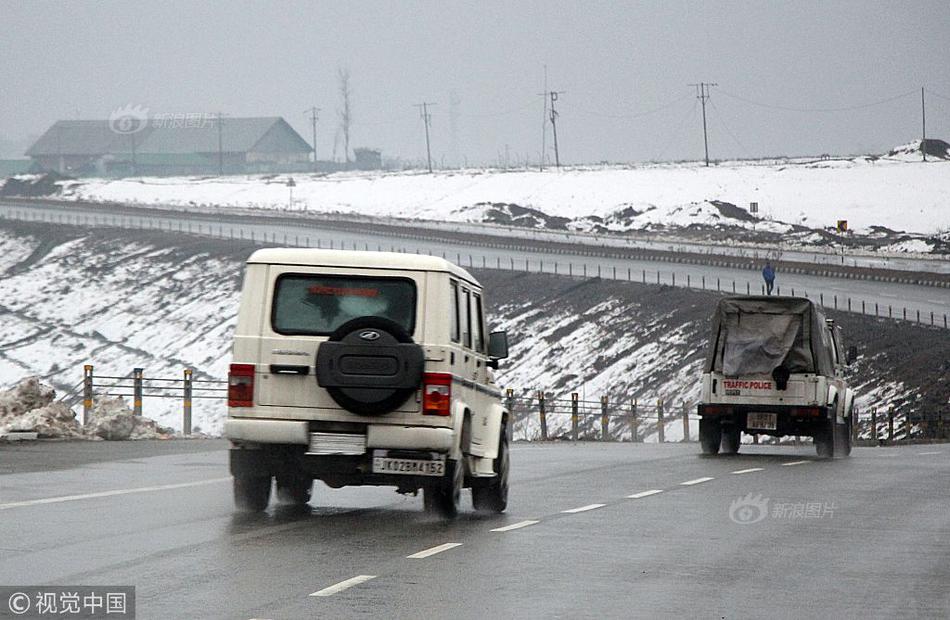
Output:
[{"xmin": 224, "ymin": 418, "xmax": 453, "ymax": 451}]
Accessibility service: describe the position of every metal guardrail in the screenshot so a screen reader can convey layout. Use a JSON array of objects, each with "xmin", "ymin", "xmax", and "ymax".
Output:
[
  {"xmin": 2, "ymin": 207, "xmax": 948, "ymax": 328},
  {"xmin": 79, "ymin": 365, "xmax": 226, "ymax": 435}
]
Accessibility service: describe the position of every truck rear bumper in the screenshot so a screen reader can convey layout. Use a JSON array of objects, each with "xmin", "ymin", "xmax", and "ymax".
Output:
[{"xmin": 697, "ymin": 404, "xmax": 829, "ymax": 437}]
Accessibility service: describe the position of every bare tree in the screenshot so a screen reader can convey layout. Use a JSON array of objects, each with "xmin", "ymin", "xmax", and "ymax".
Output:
[{"xmin": 337, "ymin": 68, "xmax": 352, "ymax": 163}]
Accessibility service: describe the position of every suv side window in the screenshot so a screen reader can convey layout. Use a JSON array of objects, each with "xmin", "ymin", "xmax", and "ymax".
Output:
[
  {"xmin": 472, "ymin": 292, "xmax": 484, "ymax": 352},
  {"xmin": 461, "ymin": 288, "xmax": 472, "ymax": 349},
  {"xmin": 450, "ymin": 281, "xmax": 460, "ymax": 343}
]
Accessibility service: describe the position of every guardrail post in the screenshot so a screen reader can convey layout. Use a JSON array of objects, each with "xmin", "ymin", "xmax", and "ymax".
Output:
[
  {"xmin": 183, "ymin": 369, "xmax": 193, "ymax": 435},
  {"xmin": 571, "ymin": 393, "xmax": 579, "ymax": 442},
  {"xmin": 904, "ymin": 412, "xmax": 912, "ymax": 443},
  {"xmin": 871, "ymin": 407, "xmax": 878, "ymax": 442},
  {"xmin": 630, "ymin": 399, "xmax": 639, "ymax": 442},
  {"xmin": 681, "ymin": 402, "xmax": 689, "ymax": 442},
  {"xmin": 887, "ymin": 406, "xmax": 895, "ymax": 442},
  {"xmin": 132, "ymin": 368, "xmax": 143, "ymax": 416},
  {"xmin": 83, "ymin": 364, "xmax": 94, "ymax": 425},
  {"xmin": 601, "ymin": 395, "xmax": 609, "ymax": 441},
  {"xmin": 538, "ymin": 391, "xmax": 547, "ymax": 441},
  {"xmin": 657, "ymin": 399, "xmax": 665, "ymax": 443}
]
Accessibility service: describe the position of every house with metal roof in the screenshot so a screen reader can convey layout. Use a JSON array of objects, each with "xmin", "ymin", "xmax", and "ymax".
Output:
[{"xmin": 26, "ymin": 117, "xmax": 313, "ymax": 176}]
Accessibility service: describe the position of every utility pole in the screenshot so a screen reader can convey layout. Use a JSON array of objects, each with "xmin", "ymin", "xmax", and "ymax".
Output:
[
  {"xmin": 413, "ymin": 102, "xmax": 436, "ymax": 173},
  {"xmin": 306, "ymin": 106, "xmax": 320, "ymax": 172},
  {"xmin": 215, "ymin": 112, "xmax": 225, "ymax": 175},
  {"xmin": 921, "ymin": 87, "xmax": 927, "ymax": 162},
  {"xmin": 548, "ymin": 91, "xmax": 563, "ymax": 168},
  {"xmin": 689, "ymin": 82, "xmax": 717, "ymax": 166}
]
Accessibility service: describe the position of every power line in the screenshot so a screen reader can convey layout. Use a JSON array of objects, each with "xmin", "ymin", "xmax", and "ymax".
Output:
[
  {"xmin": 689, "ymin": 82, "xmax": 717, "ymax": 166},
  {"xmin": 708, "ymin": 97, "xmax": 748, "ymax": 158},
  {"xmin": 538, "ymin": 90, "xmax": 565, "ymax": 168},
  {"xmin": 576, "ymin": 93, "xmax": 693, "ymax": 120},
  {"xmin": 718, "ymin": 88, "xmax": 917, "ymax": 113},
  {"xmin": 413, "ymin": 102, "xmax": 436, "ymax": 173}
]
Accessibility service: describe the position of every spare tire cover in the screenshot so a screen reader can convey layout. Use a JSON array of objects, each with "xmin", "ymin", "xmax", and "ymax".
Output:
[{"xmin": 315, "ymin": 316, "xmax": 425, "ymax": 415}]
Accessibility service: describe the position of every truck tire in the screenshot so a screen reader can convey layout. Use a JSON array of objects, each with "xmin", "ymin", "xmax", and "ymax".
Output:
[
  {"xmin": 721, "ymin": 426, "xmax": 741, "ymax": 454},
  {"xmin": 276, "ymin": 473, "xmax": 313, "ymax": 506},
  {"xmin": 834, "ymin": 415, "xmax": 853, "ymax": 458},
  {"xmin": 472, "ymin": 431, "xmax": 509, "ymax": 513},
  {"xmin": 234, "ymin": 475, "xmax": 271, "ymax": 512},
  {"xmin": 315, "ymin": 316, "xmax": 425, "ymax": 416},
  {"xmin": 699, "ymin": 418, "xmax": 722, "ymax": 455},
  {"xmin": 815, "ymin": 419, "xmax": 835, "ymax": 458},
  {"xmin": 424, "ymin": 459, "xmax": 463, "ymax": 518}
]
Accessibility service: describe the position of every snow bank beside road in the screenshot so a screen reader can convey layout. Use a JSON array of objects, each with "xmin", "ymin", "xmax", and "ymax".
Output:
[{"xmin": 62, "ymin": 156, "xmax": 950, "ymax": 235}]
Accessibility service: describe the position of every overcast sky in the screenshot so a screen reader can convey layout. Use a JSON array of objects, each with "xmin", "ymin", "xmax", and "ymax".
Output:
[{"xmin": 2, "ymin": 0, "xmax": 949, "ymax": 165}]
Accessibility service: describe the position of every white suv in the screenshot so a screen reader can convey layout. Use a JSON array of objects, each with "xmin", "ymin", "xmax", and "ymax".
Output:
[{"xmin": 224, "ymin": 249, "xmax": 511, "ymax": 517}]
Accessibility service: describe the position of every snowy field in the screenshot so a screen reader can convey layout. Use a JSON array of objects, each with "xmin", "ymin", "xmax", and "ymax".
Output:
[{"xmin": 58, "ymin": 151, "xmax": 950, "ymax": 238}]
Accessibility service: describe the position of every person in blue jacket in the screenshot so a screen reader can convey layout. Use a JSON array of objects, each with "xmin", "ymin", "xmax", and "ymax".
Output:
[{"xmin": 762, "ymin": 261, "xmax": 775, "ymax": 295}]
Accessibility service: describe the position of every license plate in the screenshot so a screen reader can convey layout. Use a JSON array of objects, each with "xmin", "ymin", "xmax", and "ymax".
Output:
[
  {"xmin": 747, "ymin": 412, "xmax": 777, "ymax": 430},
  {"xmin": 372, "ymin": 457, "xmax": 445, "ymax": 477}
]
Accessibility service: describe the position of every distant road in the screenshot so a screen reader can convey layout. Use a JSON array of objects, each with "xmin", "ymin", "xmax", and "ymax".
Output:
[
  {"xmin": 1, "ymin": 440, "xmax": 947, "ymax": 618},
  {"xmin": 1, "ymin": 199, "xmax": 949, "ymax": 324}
]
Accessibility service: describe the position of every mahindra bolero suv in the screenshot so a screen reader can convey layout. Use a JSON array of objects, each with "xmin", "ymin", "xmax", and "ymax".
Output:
[{"xmin": 225, "ymin": 249, "xmax": 511, "ymax": 517}]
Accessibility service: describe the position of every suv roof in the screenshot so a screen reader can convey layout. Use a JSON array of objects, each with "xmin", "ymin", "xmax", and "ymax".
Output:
[{"xmin": 247, "ymin": 248, "xmax": 480, "ymax": 285}]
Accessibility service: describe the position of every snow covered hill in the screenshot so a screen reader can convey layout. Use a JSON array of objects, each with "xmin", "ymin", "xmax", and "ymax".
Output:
[
  {"xmin": 51, "ymin": 148, "xmax": 950, "ymax": 241},
  {"xmin": 0, "ymin": 220, "xmax": 945, "ymax": 438}
]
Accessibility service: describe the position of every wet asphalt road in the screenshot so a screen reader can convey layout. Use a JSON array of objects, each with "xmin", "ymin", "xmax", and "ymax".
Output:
[{"xmin": 1, "ymin": 440, "xmax": 948, "ymax": 619}]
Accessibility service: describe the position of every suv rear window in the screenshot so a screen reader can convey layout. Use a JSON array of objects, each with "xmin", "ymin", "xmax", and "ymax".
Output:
[{"xmin": 271, "ymin": 274, "xmax": 416, "ymax": 336}]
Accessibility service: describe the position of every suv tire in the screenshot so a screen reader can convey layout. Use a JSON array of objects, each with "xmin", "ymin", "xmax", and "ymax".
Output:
[
  {"xmin": 315, "ymin": 316, "xmax": 425, "ymax": 415},
  {"xmin": 472, "ymin": 431, "xmax": 509, "ymax": 513},
  {"xmin": 424, "ymin": 459, "xmax": 463, "ymax": 518},
  {"xmin": 234, "ymin": 475, "xmax": 271, "ymax": 512}
]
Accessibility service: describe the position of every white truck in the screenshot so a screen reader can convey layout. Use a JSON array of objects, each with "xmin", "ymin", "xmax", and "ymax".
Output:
[
  {"xmin": 224, "ymin": 249, "xmax": 511, "ymax": 517},
  {"xmin": 697, "ymin": 296, "xmax": 855, "ymax": 458}
]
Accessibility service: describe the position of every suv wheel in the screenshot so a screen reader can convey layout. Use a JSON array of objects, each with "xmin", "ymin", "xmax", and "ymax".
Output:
[
  {"xmin": 699, "ymin": 418, "xmax": 722, "ymax": 455},
  {"xmin": 815, "ymin": 419, "xmax": 835, "ymax": 458},
  {"xmin": 721, "ymin": 426, "xmax": 741, "ymax": 454},
  {"xmin": 276, "ymin": 473, "xmax": 313, "ymax": 506},
  {"xmin": 234, "ymin": 475, "xmax": 271, "ymax": 512},
  {"xmin": 472, "ymin": 430, "xmax": 509, "ymax": 513},
  {"xmin": 424, "ymin": 459, "xmax": 463, "ymax": 518}
]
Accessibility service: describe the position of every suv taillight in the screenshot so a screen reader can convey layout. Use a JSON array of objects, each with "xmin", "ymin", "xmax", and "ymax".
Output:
[
  {"xmin": 423, "ymin": 373, "xmax": 452, "ymax": 416},
  {"xmin": 228, "ymin": 364, "xmax": 255, "ymax": 407}
]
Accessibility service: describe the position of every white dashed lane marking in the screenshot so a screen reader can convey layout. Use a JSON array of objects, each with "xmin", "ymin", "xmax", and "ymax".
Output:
[
  {"xmin": 309, "ymin": 575, "xmax": 377, "ymax": 597},
  {"xmin": 561, "ymin": 503, "xmax": 606, "ymax": 514},
  {"xmin": 781, "ymin": 460, "xmax": 811, "ymax": 467},
  {"xmin": 627, "ymin": 490, "xmax": 664, "ymax": 499},
  {"xmin": 731, "ymin": 468, "xmax": 764, "ymax": 475},
  {"xmin": 406, "ymin": 543, "xmax": 463, "ymax": 559},
  {"xmin": 0, "ymin": 477, "xmax": 232, "ymax": 510},
  {"xmin": 679, "ymin": 477, "xmax": 714, "ymax": 486},
  {"xmin": 918, "ymin": 451, "xmax": 942, "ymax": 455},
  {"xmin": 491, "ymin": 520, "xmax": 540, "ymax": 532}
]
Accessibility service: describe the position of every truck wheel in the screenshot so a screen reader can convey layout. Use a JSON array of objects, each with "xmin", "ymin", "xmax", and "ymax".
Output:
[
  {"xmin": 815, "ymin": 421, "xmax": 835, "ymax": 458},
  {"xmin": 424, "ymin": 459, "xmax": 463, "ymax": 518},
  {"xmin": 276, "ymin": 473, "xmax": 313, "ymax": 506},
  {"xmin": 234, "ymin": 475, "xmax": 271, "ymax": 512},
  {"xmin": 721, "ymin": 426, "xmax": 741, "ymax": 454},
  {"xmin": 699, "ymin": 418, "xmax": 721, "ymax": 455},
  {"xmin": 835, "ymin": 415, "xmax": 852, "ymax": 458},
  {"xmin": 472, "ymin": 431, "xmax": 509, "ymax": 513}
]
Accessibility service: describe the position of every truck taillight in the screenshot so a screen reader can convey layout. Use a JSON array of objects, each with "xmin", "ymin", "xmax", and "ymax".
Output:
[
  {"xmin": 791, "ymin": 406, "xmax": 822, "ymax": 418},
  {"xmin": 423, "ymin": 373, "xmax": 452, "ymax": 416},
  {"xmin": 228, "ymin": 364, "xmax": 255, "ymax": 407}
]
